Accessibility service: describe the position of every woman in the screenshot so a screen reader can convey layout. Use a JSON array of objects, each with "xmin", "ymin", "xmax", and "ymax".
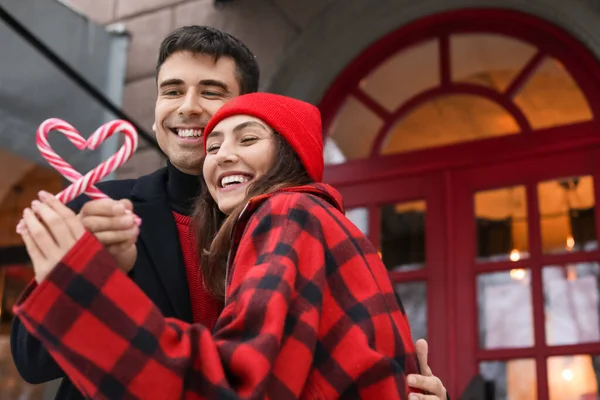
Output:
[{"xmin": 15, "ymin": 93, "xmax": 446, "ymax": 399}]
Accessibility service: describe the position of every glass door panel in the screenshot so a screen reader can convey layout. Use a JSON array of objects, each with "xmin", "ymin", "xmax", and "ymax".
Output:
[
  {"xmin": 335, "ymin": 173, "xmax": 449, "ymax": 385},
  {"xmin": 452, "ymin": 147, "xmax": 600, "ymax": 399}
]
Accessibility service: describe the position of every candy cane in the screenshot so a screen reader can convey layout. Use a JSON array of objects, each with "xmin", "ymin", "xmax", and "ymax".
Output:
[{"xmin": 36, "ymin": 118, "xmax": 138, "ymax": 204}]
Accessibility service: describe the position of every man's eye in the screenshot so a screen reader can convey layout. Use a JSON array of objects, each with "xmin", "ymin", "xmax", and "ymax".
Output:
[
  {"xmin": 164, "ymin": 90, "xmax": 181, "ymax": 96},
  {"xmin": 203, "ymin": 91, "xmax": 222, "ymax": 97}
]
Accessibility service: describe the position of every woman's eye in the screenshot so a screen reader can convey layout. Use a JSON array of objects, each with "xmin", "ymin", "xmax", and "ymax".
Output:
[
  {"xmin": 207, "ymin": 144, "xmax": 220, "ymax": 153},
  {"xmin": 241, "ymin": 136, "xmax": 258, "ymax": 143}
]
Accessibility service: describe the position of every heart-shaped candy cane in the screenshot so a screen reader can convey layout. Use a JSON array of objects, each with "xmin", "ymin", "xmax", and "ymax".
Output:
[{"xmin": 36, "ymin": 118, "xmax": 138, "ymax": 204}]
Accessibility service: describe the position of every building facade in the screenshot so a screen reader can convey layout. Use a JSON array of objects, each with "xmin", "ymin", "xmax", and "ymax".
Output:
[{"xmin": 2, "ymin": 0, "xmax": 600, "ymax": 398}]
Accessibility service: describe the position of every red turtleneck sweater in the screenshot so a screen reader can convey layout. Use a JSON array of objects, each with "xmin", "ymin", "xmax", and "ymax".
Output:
[{"xmin": 173, "ymin": 211, "xmax": 223, "ymax": 329}]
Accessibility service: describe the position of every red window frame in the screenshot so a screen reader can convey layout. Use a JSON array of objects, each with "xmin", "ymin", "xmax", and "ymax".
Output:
[{"xmin": 319, "ymin": 8, "xmax": 600, "ymax": 398}]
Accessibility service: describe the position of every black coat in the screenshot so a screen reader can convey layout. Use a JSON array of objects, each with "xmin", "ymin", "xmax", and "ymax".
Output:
[{"xmin": 10, "ymin": 167, "xmax": 193, "ymax": 399}]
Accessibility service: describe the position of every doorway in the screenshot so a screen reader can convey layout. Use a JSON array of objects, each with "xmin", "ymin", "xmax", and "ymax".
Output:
[{"xmin": 320, "ymin": 8, "xmax": 600, "ymax": 398}]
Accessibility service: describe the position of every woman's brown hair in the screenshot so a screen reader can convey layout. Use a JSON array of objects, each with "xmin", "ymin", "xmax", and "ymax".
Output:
[{"xmin": 193, "ymin": 133, "xmax": 312, "ymax": 298}]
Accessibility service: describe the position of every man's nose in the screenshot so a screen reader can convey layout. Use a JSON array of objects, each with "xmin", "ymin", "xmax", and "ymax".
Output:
[{"xmin": 178, "ymin": 90, "xmax": 203, "ymax": 116}]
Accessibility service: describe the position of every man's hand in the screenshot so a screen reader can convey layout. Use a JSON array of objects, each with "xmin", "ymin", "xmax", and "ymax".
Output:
[
  {"xmin": 79, "ymin": 198, "xmax": 140, "ymax": 274},
  {"xmin": 408, "ymin": 339, "xmax": 448, "ymax": 399}
]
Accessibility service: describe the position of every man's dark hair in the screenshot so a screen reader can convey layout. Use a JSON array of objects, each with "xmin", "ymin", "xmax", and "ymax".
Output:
[{"xmin": 157, "ymin": 25, "xmax": 260, "ymax": 94}]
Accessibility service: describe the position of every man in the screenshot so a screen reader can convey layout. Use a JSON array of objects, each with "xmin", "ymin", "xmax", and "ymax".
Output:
[
  {"xmin": 10, "ymin": 25, "xmax": 260, "ymax": 400},
  {"xmin": 13, "ymin": 25, "xmax": 447, "ymax": 400}
]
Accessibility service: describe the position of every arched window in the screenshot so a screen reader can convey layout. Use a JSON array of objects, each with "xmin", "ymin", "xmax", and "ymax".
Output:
[
  {"xmin": 319, "ymin": 9, "xmax": 600, "ymax": 399},
  {"xmin": 321, "ymin": 10, "xmax": 600, "ymax": 166}
]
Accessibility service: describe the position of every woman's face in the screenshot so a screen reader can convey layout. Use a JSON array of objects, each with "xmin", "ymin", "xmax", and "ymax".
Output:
[{"xmin": 203, "ymin": 115, "xmax": 276, "ymax": 215}]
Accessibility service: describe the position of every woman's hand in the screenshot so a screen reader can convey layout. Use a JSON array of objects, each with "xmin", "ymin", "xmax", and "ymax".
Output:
[
  {"xmin": 408, "ymin": 339, "xmax": 448, "ymax": 399},
  {"xmin": 16, "ymin": 191, "xmax": 86, "ymax": 283}
]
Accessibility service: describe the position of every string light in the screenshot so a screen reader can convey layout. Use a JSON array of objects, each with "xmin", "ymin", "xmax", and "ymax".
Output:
[
  {"xmin": 561, "ymin": 368, "xmax": 574, "ymax": 381},
  {"xmin": 566, "ymin": 235, "xmax": 575, "ymax": 251},
  {"xmin": 510, "ymin": 268, "xmax": 526, "ymax": 280},
  {"xmin": 509, "ymin": 249, "xmax": 521, "ymax": 262}
]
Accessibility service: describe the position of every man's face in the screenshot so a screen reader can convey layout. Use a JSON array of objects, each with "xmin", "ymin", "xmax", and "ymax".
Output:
[{"xmin": 155, "ymin": 51, "xmax": 241, "ymax": 175}]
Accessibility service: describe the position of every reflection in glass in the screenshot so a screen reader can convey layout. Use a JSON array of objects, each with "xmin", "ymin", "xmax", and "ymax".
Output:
[
  {"xmin": 475, "ymin": 186, "xmax": 528, "ymax": 262},
  {"xmin": 451, "ymin": 33, "xmax": 537, "ymax": 92},
  {"xmin": 477, "ymin": 270, "xmax": 534, "ymax": 349},
  {"xmin": 547, "ymin": 355, "xmax": 599, "ymax": 400},
  {"xmin": 538, "ymin": 175, "xmax": 597, "ymax": 255},
  {"xmin": 543, "ymin": 263, "xmax": 600, "ymax": 346},
  {"xmin": 361, "ymin": 39, "xmax": 439, "ymax": 112},
  {"xmin": 326, "ymin": 96, "xmax": 383, "ymax": 163},
  {"xmin": 395, "ymin": 281, "xmax": 427, "ymax": 341},
  {"xmin": 514, "ymin": 58, "xmax": 593, "ymax": 129},
  {"xmin": 381, "ymin": 94, "xmax": 519, "ymax": 155},
  {"xmin": 380, "ymin": 200, "xmax": 426, "ymax": 271},
  {"xmin": 345, "ymin": 207, "xmax": 369, "ymax": 236},
  {"xmin": 323, "ymin": 137, "xmax": 348, "ymax": 166},
  {"xmin": 480, "ymin": 359, "xmax": 537, "ymax": 399}
]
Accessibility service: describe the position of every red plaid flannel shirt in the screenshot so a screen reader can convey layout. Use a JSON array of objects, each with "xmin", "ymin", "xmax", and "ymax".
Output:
[{"xmin": 14, "ymin": 183, "xmax": 420, "ymax": 399}]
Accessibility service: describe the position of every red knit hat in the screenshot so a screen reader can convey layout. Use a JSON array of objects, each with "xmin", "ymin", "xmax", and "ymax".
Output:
[{"xmin": 204, "ymin": 93, "xmax": 324, "ymax": 182}]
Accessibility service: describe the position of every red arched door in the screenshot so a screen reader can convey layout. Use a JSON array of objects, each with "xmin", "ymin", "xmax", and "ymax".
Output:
[{"xmin": 320, "ymin": 9, "xmax": 600, "ymax": 399}]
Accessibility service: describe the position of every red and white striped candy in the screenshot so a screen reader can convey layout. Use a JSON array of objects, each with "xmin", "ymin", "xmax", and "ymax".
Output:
[{"xmin": 36, "ymin": 118, "xmax": 138, "ymax": 204}]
